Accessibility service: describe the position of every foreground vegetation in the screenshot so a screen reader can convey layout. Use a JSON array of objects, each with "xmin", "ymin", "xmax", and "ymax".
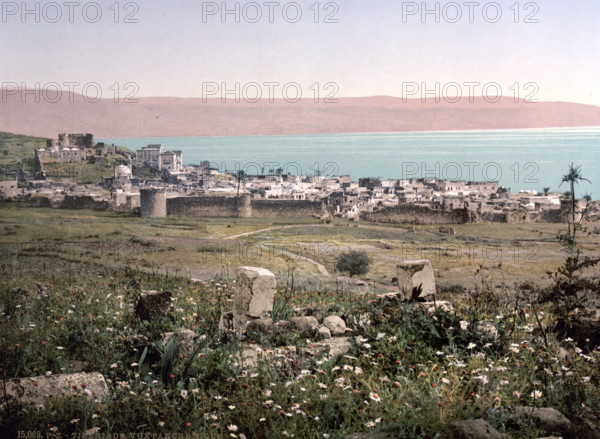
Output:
[
  {"xmin": 1, "ymin": 266, "xmax": 598, "ymax": 438},
  {"xmin": 1, "ymin": 203, "xmax": 599, "ymax": 438}
]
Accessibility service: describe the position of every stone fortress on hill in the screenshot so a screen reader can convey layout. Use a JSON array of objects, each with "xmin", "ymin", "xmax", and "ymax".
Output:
[
  {"xmin": 36, "ymin": 133, "xmax": 117, "ymax": 164},
  {"xmin": 1, "ymin": 133, "xmax": 596, "ymax": 225}
]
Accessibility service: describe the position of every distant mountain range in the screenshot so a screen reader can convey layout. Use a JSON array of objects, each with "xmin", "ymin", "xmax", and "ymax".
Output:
[{"xmin": 2, "ymin": 91, "xmax": 600, "ymax": 138}]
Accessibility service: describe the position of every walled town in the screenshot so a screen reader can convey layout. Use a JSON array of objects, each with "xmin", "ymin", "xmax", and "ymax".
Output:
[{"xmin": 0, "ymin": 133, "xmax": 596, "ymax": 224}]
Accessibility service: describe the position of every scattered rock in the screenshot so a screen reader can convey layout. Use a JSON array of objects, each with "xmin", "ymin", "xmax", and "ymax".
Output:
[
  {"xmin": 135, "ymin": 290, "xmax": 173, "ymax": 322},
  {"xmin": 321, "ymin": 337, "xmax": 353, "ymax": 358},
  {"xmin": 318, "ymin": 325, "xmax": 332, "ymax": 339},
  {"xmin": 66, "ymin": 360, "xmax": 92, "ymax": 373},
  {"xmin": 567, "ymin": 408, "xmax": 600, "ymax": 439},
  {"xmin": 126, "ymin": 334, "xmax": 149, "ymax": 347},
  {"xmin": 289, "ymin": 316, "xmax": 319, "ymax": 334},
  {"xmin": 344, "ymin": 312, "xmax": 371, "ymax": 330},
  {"xmin": 396, "ymin": 259, "xmax": 436, "ymax": 299},
  {"xmin": 435, "ymin": 419, "xmax": 502, "ymax": 439},
  {"xmin": 233, "ymin": 267, "xmax": 276, "ymax": 333},
  {"xmin": 35, "ymin": 282, "xmax": 52, "ymax": 296},
  {"xmin": 323, "ymin": 315, "xmax": 346, "ymax": 335},
  {"xmin": 162, "ymin": 329, "xmax": 199, "ymax": 355},
  {"xmin": 219, "ymin": 311, "xmax": 234, "ymax": 333},
  {"xmin": 418, "ymin": 301, "xmax": 454, "ymax": 314},
  {"xmin": 246, "ymin": 318, "xmax": 275, "ymax": 337},
  {"xmin": 344, "ymin": 432, "xmax": 397, "ymax": 439},
  {"xmin": 2, "ymin": 373, "xmax": 109, "ymax": 409},
  {"xmin": 507, "ymin": 407, "xmax": 571, "ymax": 434},
  {"xmin": 460, "ymin": 321, "xmax": 500, "ymax": 343}
]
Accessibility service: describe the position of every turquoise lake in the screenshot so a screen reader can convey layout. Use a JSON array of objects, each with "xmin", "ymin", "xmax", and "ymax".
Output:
[{"xmin": 100, "ymin": 127, "xmax": 600, "ymax": 197}]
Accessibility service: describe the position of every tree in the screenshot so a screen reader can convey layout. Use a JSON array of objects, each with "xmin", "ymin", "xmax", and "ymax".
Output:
[
  {"xmin": 235, "ymin": 170, "xmax": 246, "ymax": 198},
  {"xmin": 336, "ymin": 251, "xmax": 371, "ymax": 277},
  {"xmin": 542, "ymin": 187, "xmax": 550, "ymax": 196},
  {"xmin": 560, "ymin": 163, "xmax": 591, "ymax": 225}
]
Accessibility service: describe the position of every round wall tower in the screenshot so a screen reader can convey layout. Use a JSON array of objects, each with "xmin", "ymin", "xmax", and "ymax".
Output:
[
  {"xmin": 236, "ymin": 194, "xmax": 252, "ymax": 218},
  {"xmin": 140, "ymin": 188, "xmax": 167, "ymax": 217}
]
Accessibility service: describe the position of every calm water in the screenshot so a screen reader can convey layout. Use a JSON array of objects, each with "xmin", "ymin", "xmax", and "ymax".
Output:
[{"xmin": 100, "ymin": 127, "xmax": 600, "ymax": 197}]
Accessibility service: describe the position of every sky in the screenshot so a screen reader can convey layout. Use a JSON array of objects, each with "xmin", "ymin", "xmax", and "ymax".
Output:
[{"xmin": 1, "ymin": 0, "xmax": 599, "ymax": 105}]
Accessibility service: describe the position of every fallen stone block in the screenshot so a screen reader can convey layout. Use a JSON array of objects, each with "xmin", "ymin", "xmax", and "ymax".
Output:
[
  {"xmin": 2, "ymin": 373, "xmax": 109, "ymax": 409},
  {"xmin": 135, "ymin": 290, "xmax": 173, "ymax": 322},
  {"xmin": 233, "ymin": 267, "xmax": 276, "ymax": 333},
  {"xmin": 396, "ymin": 259, "xmax": 436, "ymax": 298}
]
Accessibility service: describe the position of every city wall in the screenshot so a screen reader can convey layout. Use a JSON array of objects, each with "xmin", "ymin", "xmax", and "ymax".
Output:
[
  {"xmin": 361, "ymin": 204, "xmax": 565, "ymax": 225},
  {"xmin": 139, "ymin": 192, "xmax": 326, "ymax": 218},
  {"xmin": 360, "ymin": 205, "xmax": 468, "ymax": 225}
]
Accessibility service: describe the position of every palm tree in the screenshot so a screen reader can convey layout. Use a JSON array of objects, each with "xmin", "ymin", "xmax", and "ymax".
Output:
[
  {"xmin": 560, "ymin": 163, "xmax": 591, "ymax": 224},
  {"xmin": 542, "ymin": 187, "xmax": 550, "ymax": 196},
  {"xmin": 235, "ymin": 170, "xmax": 246, "ymax": 198}
]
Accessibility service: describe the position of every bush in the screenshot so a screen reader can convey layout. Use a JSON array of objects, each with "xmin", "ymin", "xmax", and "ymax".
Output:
[{"xmin": 335, "ymin": 250, "xmax": 371, "ymax": 277}]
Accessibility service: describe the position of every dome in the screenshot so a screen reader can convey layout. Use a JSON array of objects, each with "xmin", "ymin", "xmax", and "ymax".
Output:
[{"xmin": 115, "ymin": 165, "xmax": 132, "ymax": 177}]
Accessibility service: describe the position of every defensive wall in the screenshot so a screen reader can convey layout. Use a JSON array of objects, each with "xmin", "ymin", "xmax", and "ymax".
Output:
[
  {"xmin": 140, "ymin": 191, "xmax": 327, "ymax": 218},
  {"xmin": 360, "ymin": 204, "xmax": 566, "ymax": 225},
  {"xmin": 360, "ymin": 205, "xmax": 469, "ymax": 225}
]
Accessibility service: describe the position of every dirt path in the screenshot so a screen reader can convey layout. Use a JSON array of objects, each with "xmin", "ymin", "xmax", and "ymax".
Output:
[{"xmin": 223, "ymin": 223, "xmax": 408, "ymax": 240}]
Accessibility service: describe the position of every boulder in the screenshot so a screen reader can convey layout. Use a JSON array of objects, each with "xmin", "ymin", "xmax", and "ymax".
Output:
[
  {"xmin": 322, "ymin": 337, "xmax": 353, "ymax": 358},
  {"xmin": 567, "ymin": 408, "xmax": 600, "ymax": 439},
  {"xmin": 135, "ymin": 290, "xmax": 173, "ymax": 322},
  {"xmin": 507, "ymin": 407, "xmax": 571, "ymax": 435},
  {"xmin": 396, "ymin": 259, "xmax": 436, "ymax": 298},
  {"xmin": 318, "ymin": 325, "xmax": 332, "ymax": 339},
  {"xmin": 162, "ymin": 329, "xmax": 199, "ymax": 355},
  {"xmin": 289, "ymin": 316, "xmax": 319, "ymax": 334},
  {"xmin": 2, "ymin": 373, "xmax": 109, "ymax": 409},
  {"xmin": 246, "ymin": 318, "xmax": 275, "ymax": 337},
  {"xmin": 435, "ymin": 419, "xmax": 502, "ymax": 439},
  {"xmin": 323, "ymin": 315, "xmax": 346, "ymax": 335},
  {"xmin": 233, "ymin": 267, "xmax": 276, "ymax": 333}
]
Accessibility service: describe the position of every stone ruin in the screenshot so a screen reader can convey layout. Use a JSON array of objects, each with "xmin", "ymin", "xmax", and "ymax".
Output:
[{"xmin": 396, "ymin": 259, "xmax": 436, "ymax": 299}]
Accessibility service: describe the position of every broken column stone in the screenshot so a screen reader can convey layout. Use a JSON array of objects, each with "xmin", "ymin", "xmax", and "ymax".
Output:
[
  {"xmin": 233, "ymin": 267, "xmax": 276, "ymax": 334},
  {"xmin": 396, "ymin": 259, "xmax": 436, "ymax": 298},
  {"xmin": 2, "ymin": 373, "xmax": 109, "ymax": 409},
  {"xmin": 135, "ymin": 290, "xmax": 173, "ymax": 321}
]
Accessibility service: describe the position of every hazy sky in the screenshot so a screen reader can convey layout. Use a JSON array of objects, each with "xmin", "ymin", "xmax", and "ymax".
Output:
[{"xmin": 2, "ymin": 0, "xmax": 599, "ymax": 105}]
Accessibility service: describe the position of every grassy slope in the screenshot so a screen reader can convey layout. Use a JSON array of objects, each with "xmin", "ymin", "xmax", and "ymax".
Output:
[{"xmin": 2, "ymin": 204, "xmax": 599, "ymax": 292}]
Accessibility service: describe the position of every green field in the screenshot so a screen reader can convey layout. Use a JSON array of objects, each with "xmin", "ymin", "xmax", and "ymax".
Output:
[
  {"xmin": 2, "ymin": 203, "xmax": 599, "ymax": 293},
  {"xmin": 1, "ymin": 204, "xmax": 599, "ymax": 438}
]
